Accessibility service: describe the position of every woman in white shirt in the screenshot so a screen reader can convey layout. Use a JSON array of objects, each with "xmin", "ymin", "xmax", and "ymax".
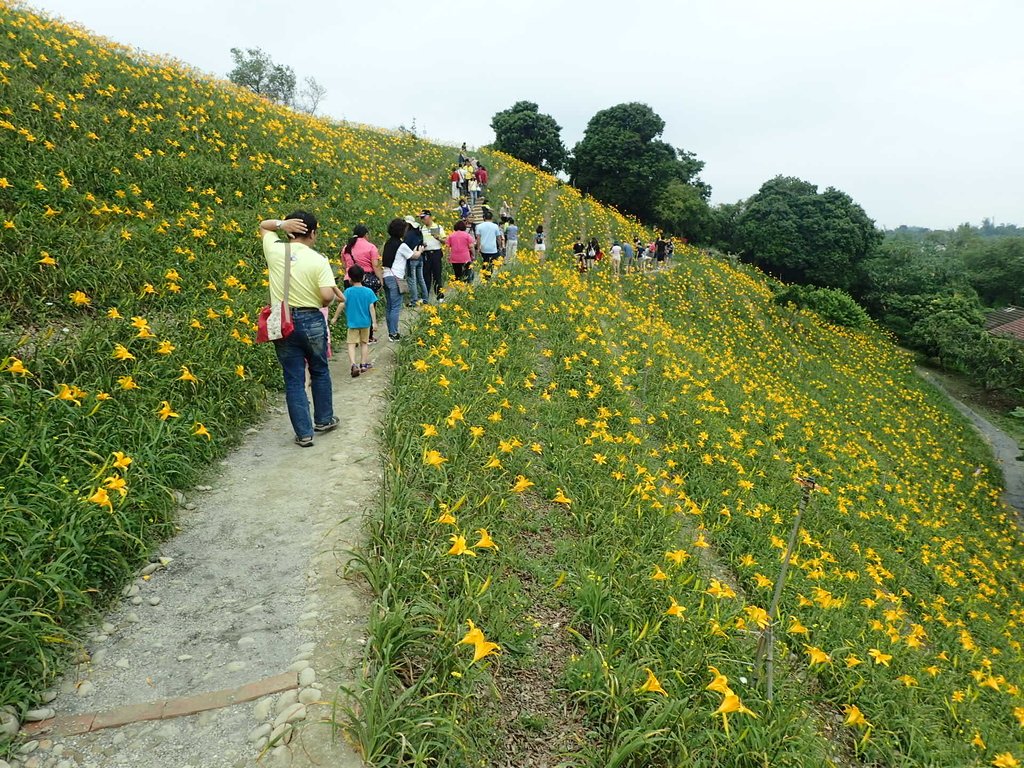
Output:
[{"xmin": 380, "ymin": 218, "xmax": 423, "ymax": 341}]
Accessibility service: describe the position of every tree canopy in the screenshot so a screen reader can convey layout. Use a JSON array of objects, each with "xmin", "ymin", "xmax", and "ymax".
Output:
[
  {"xmin": 569, "ymin": 102, "xmax": 709, "ymax": 224},
  {"xmin": 227, "ymin": 48, "xmax": 325, "ymax": 114},
  {"xmin": 735, "ymin": 176, "xmax": 881, "ymax": 292},
  {"xmin": 490, "ymin": 101, "xmax": 568, "ymax": 174}
]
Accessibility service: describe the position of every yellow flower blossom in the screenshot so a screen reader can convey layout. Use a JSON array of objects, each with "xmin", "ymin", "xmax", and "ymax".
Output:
[
  {"xmin": 638, "ymin": 668, "xmax": 667, "ymax": 696},
  {"xmin": 156, "ymin": 401, "xmax": 179, "ymax": 420}
]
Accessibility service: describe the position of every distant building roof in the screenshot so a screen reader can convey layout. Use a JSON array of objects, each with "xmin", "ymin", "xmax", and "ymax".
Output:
[
  {"xmin": 990, "ymin": 316, "xmax": 1024, "ymax": 343},
  {"xmin": 985, "ymin": 305, "xmax": 1024, "ymax": 330}
]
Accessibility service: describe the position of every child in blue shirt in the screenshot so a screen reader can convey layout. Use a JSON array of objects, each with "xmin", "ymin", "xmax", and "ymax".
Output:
[{"xmin": 332, "ymin": 264, "xmax": 378, "ymax": 378}]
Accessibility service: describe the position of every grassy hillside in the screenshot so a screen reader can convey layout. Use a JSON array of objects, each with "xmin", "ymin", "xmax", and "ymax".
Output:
[
  {"xmin": 1, "ymin": 4, "xmax": 1022, "ymax": 767},
  {"xmin": 0, "ymin": 1, "xmax": 644, "ymax": 713},
  {"xmin": 367, "ymin": 258, "xmax": 1024, "ymax": 766}
]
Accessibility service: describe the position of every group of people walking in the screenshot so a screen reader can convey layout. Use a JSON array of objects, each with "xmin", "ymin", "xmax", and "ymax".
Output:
[
  {"xmin": 572, "ymin": 234, "xmax": 673, "ymax": 275},
  {"xmin": 259, "ymin": 142, "xmax": 676, "ymax": 448}
]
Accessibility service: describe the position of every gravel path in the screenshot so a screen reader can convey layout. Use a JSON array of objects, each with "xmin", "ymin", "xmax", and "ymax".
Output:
[
  {"xmin": 7, "ymin": 340, "xmax": 392, "ymax": 768},
  {"xmin": 917, "ymin": 367, "xmax": 1024, "ymax": 513}
]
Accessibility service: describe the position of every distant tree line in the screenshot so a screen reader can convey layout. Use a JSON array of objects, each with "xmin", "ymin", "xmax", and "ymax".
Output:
[{"xmin": 488, "ymin": 100, "xmax": 1024, "ymax": 399}]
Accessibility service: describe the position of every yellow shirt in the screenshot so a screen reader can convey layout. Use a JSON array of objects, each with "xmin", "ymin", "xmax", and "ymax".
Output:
[{"xmin": 262, "ymin": 231, "xmax": 336, "ymax": 308}]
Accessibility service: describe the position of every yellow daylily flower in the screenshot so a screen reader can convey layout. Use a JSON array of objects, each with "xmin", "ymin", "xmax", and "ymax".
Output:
[
  {"xmin": 473, "ymin": 528, "xmax": 497, "ymax": 550},
  {"xmin": 423, "ymin": 449, "xmax": 447, "ymax": 468},
  {"xmin": 510, "ymin": 475, "xmax": 534, "ymax": 493},
  {"xmin": 638, "ymin": 668, "xmax": 667, "ymax": 696},
  {"xmin": 447, "ymin": 534, "xmax": 477, "ymax": 557},
  {"xmin": 156, "ymin": 401, "xmax": 179, "ymax": 420},
  {"xmin": 843, "ymin": 705, "xmax": 871, "ymax": 728}
]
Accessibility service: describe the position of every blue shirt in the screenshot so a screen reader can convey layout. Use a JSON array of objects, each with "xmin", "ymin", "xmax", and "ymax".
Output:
[
  {"xmin": 623, "ymin": 242, "xmax": 634, "ymax": 258},
  {"xmin": 476, "ymin": 221, "xmax": 502, "ymax": 254},
  {"xmin": 505, "ymin": 224, "xmax": 519, "ymax": 242},
  {"xmin": 344, "ymin": 285, "xmax": 377, "ymax": 329}
]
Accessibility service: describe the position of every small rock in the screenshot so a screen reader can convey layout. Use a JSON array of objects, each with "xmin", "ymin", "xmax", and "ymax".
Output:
[
  {"xmin": 51, "ymin": 743, "xmax": 64, "ymax": 756},
  {"xmin": 1, "ymin": 706, "xmax": 21, "ymax": 740},
  {"xmin": 298, "ymin": 611, "xmax": 318, "ymax": 622},
  {"xmin": 123, "ymin": 584, "xmax": 140, "ymax": 598},
  {"xmin": 37, "ymin": 739, "xmax": 52, "ymax": 753},
  {"xmin": 0, "ymin": 759, "xmax": 11, "ymax": 768},
  {"xmin": 268, "ymin": 724, "xmax": 293, "ymax": 747},
  {"xmin": 290, "ymin": 651, "xmax": 312, "ymax": 663},
  {"xmin": 252, "ymin": 698, "xmax": 273, "ymax": 721},
  {"xmin": 148, "ymin": 597, "xmax": 161, "ymax": 607},
  {"xmin": 195, "ymin": 485, "xmax": 213, "ymax": 492},
  {"xmin": 286, "ymin": 660, "xmax": 310, "ymax": 673},
  {"xmin": 245, "ymin": 427, "xmax": 258, "ymax": 435},
  {"xmin": 23, "ymin": 709, "xmax": 54, "ymax": 723},
  {"xmin": 274, "ymin": 690, "xmax": 298, "ymax": 715},
  {"xmin": 24, "ymin": 757, "xmax": 42, "ymax": 768},
  {"xmin": 38, "ymin": 690, "xmax": 58, "ymax": 706},
  {"xmin": 115, "ymin": 658, "xmax": 130, "ymax": 669},
  {"xmin": 273, "ymin": 703, "xmax": 306, "ymax": 728},
  {"xmin": 298, "ymin": 668, "xmax": 316, "ymax": 687},
  {"xmin": 130, "ymin": 596, "xmax": 143, "ymax": 606},
  {"xmin": 237, "ymin": 636, "xmax": 256, "ymax": 648},
  {"xmin": 247, "ymin": 722, "xmax": 272, "ymax": 744},
  {"xmin": 330, "ymin": 454, "xmax": 345, "ymax": 462},
  {"xmin": 177, "ymin": 654, "xmax": 193, "ymax": 662},
  {"xmin": 56, "ymin": 761, "xmax": 73, "ymax": 768},
  {"xmin": 18, "ymin": 739, "xmax": 40, "ymax": 755},
  {"xmin": 254, "ymin": 451, "xmax": 263, "ymax": 458},
  {"xmin": 172, "ymin": 491, "xmax": 186, "ymax": 505},
  {"xmin": 268, "ymin": 744, "xmax": 292, "ymax": 767},
  {"xmin": 92, "ymin": 633, "xmax": 108, "ymax": 643},
  {"xmin": 126, "ymin": 612, "xmax": 140, "ymax": 623},
  {"xmin": 140, "ymin": 563, "xmax": 159, "ymax": 577},
  {"xmin": 184, "ymin": 503, "xmax": 197, "ymax": 511},
  {"xmin": 90, "ymin": 649, "xmax": 107, "ymax": 665},
  {"xmin": 226, "ymin": 661, "xmax": 246, "ymax": 672},
  {"xmin": 296, "ymin": 642, "xmax": 315, "ymax": 654},
  {"xmin": 76, "ymin": 681, "xmax": 95, "ymax": 698},
  {"xmin": 297, "ymin": 687, "xmax": 321, "ymax": 705}
]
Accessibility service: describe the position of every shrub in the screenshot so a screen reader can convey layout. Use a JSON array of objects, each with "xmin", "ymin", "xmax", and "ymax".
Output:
[{"xmin": 773, "ymin": 284, "xmax": 870, "ymax": 328}]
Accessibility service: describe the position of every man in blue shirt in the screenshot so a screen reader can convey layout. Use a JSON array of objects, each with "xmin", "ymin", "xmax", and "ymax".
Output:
[{"xmin": 475, "ymin": 210, "xmax": 504, "ymax": 280}]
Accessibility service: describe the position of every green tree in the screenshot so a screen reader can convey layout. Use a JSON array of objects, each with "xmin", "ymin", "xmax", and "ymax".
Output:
[
  {"xmin": 490, "ymin": 101, "xmax": 568, "ymax": 174},
  {"xmin": 228, "ymin": 47, "xmax": 297, "ymax": 106},
  {"xmin": 652, "ymin": 179, "xmax": 713, "ymax": 243},
  {"xmin": 570, "ymin": 102, "xmax": 708, "ymax": 220},
  {"xmin": 736, "ymin": 176, "xmax": 881, "ymax": 293},
  {"xmin": 963, "ymin": 237, "xmax": 1024, "ymax": 306}
]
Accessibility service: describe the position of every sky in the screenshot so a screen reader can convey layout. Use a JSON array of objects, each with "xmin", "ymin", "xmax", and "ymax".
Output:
[{"xmin": 25, "ymin": 0, "xmax": 1024, "ymax": 230}]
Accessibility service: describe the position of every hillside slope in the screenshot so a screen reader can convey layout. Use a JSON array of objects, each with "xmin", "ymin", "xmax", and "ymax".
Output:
[
  {"xmin": 368, "ymin": 255, "xmax": 1024, "ymax": 766},
  {"xmin": 0, "ymin": 1, "xmax": 645, "ymax": 713}
]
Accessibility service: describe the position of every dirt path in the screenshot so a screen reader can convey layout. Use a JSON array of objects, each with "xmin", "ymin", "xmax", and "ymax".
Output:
[
  {"xmin": 12, "ymin": 337, "xmax": 393, "ymax": 768},
  {"xmin": 917, "ymin": 367, "xmax": 1024, "ymax": 514}
]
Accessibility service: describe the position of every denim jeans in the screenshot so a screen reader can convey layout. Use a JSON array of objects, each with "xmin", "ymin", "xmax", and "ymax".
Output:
[
  {"xmin": 273, "ymin": 310, "xmax": 334, "ymax": 439},
  {"xmin": 406, "ymin": 257, "xmax": 427, "ymax": 304},
  {"xmin": 383, "ymin": 275, "xmax": 402, "ymax": 335}
]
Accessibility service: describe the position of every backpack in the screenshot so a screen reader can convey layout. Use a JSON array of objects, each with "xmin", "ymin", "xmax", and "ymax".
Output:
[{"xmin": 535, "ymin": 233, "xmax": 544, "ymax": 245}]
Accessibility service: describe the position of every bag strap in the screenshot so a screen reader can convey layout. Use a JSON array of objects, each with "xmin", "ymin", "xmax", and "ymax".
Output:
[{"xmin": 282, "ymin": 239, "xmax": 293, "ymax": 325}]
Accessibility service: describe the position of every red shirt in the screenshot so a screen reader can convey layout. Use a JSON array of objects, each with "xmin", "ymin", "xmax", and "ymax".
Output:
[
  {"xmin": 477, "ymin": 169, "xmax": 488, "ymax": 185},
  {"xmin": 447, "ymin": 230, "xmax": 475, "ymax": 264}
]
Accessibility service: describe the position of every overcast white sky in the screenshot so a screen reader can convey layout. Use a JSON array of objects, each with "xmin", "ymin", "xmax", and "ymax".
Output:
[{"xmin": 26, "ymin": 0, "xmax": 1024, "ymax": 229}]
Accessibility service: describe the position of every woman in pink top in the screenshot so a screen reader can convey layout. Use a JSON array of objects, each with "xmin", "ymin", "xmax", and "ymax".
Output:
[
  {"xmin": 341, "ymin": 224, "xmax": 382, "ymax": 341},
  {"xmin": 341, "ymin": 225, "xmax": 381, "ymax": 288},
  {"xmin": 446, "ymin": 220, "xmax": 475, "ymax": 282}
]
